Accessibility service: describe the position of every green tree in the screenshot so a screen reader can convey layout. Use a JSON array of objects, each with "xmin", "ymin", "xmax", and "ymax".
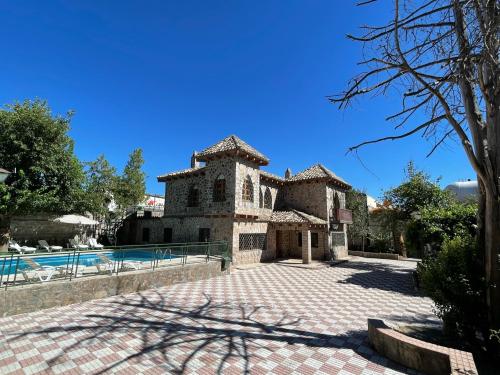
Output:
[
  {"xmin": 83, "ymin": 155, "xmax": 116, "ymax": 221},
  {"xmin": 383, "ymin": 161, "xmax": 451, "ymax": 219},
  {"xmin": 346, "ymin": 189, "xmax": 369, "ymax": 250},
  {"xmin": 406, "ymin": 202, "xmax": 477, "ymax": 256},
  {"xmin": 375, "ymin": 162, "xmax": 451, "ymax": 256},
  {"xmin": 114, "ymin": 148, "xmax": 146, "ymax": 213},
  {"xmin": 0, "ymin": 100, "xmax": 86, "ymax": 248}
]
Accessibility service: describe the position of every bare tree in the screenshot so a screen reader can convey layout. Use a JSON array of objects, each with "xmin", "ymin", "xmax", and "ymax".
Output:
[{"xmin": 331, "ymin": 0, "xmax": 499, "ymax": 330}]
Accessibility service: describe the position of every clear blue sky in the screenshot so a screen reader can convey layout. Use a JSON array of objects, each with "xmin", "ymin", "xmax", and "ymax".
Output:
[{"xmin": 0, "ymin": 0, "xmax": 474, "ymax": 199}]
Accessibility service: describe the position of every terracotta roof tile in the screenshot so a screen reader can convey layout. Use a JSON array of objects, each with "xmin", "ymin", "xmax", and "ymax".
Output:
[
  {"xmin": 157, "ymin": 166, "xmax": 206, "ymax": 181},
  {"xmin": 288, "ymin": 164, "xmax": 349, "ymax": 186},
  {"xmin": 197, "ymin": 135, "xmax": 269, "ymax": 164},
  {"xmin": 259, "ymin": 170, "xmax": 285, "ymax": 182},
  {"xmin": 270, "ymin": 209, "xmax": 327, "ymax": 225}
]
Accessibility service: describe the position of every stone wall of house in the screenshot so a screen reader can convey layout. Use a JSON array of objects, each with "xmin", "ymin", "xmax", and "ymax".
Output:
[
  {"xmin": 282, "ymin": 182, "xmax": 328, "ymax": 219},
  {"xmin": 326, "ymin": 185, "xmax": 347, "ymax": 217},
  {"xmin": 128, "ymin": 216, "xmax": 234, "ymax": 245},
  {"xmin": 234, "ymin": 158, "xmax": 262, "ymax": 217},
  {"xmin": 164, "ymin": 158, "xmax": 286, "ymax": 221},
  {"xmin": 164, "ymin": 158, "xmax": 237, "ymax": 217},
  {"xmin": 258, "ymin": 179, "xmax": 280, "ymax": 219},
  {"xmin": 231, "ymin": 220, "xmax": 274, "ymax": 265}
]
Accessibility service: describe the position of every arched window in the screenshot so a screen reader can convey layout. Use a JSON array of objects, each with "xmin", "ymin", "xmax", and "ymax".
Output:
[
  {"xmin": 242, "ymin": 175, "xmax": 253, "ymax": 202},
  {"xmin": 334, "ymin": 192, "xmax": 340, "ymax": 209},
  {"xmin": 264, "ymin": 187, "xmax": 272, "ymax": 209},
  {"xmin": 213, "ymin": 175, "xmax": 226, "ymax": 202},
  {"xmin": 187, "ymin": 185, "xmax": 199, "ymax": 207},
  {"xmin": 259, "ymin": 189, "xmax": 263, "ymax": 208}
]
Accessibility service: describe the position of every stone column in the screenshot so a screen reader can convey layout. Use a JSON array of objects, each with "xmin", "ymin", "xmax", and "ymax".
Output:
[{"xmin": 302, "ymin": 228, "xmax": 311, "ymax": 264}]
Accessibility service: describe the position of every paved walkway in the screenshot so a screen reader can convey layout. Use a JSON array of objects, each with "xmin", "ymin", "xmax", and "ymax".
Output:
[{"xmin": 0, "ymin": 257, "xmax": 439, "ymax": 374}]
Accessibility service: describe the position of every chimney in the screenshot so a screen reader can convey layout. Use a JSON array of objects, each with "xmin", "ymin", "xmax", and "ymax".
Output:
[
  {"xmin": 285, "ymin": 168, "xmax": 292, "ymax": 179},
  {"xmin": 191, "ymin": 151, "xmax": 200, "ymax": 168}
]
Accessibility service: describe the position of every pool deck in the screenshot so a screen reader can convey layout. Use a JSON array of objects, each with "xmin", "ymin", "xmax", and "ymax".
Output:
[
  {"xmin": 0, "ymin": 257, "xmax": 438, "ymax": 374},
  {"xmin": 1, "ymin": 255, "xmax": 212, "ymax": 285}
]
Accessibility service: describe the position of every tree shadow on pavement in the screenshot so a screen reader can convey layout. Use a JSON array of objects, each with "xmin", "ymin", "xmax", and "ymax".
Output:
[
  {"xmin": 335, "ymin": 260, "xmax": 418, "ymax": 296},
  {"xmin": 6, "ymin": 291, "xmax": 415, "ymax": 374}
]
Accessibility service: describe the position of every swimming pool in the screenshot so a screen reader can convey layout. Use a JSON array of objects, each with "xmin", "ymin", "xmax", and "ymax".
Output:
[{"xmin": 0, "ymin": 249, "xmax": 174, "ymax": 275}]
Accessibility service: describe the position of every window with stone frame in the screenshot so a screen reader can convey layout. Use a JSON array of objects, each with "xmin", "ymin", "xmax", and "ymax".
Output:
[
  {"xmin": 259, "ymin": 189, "xmax": 263, "ymax": 208},
  {"xmin": 242, "ymin": 175, "xmax": 254, "ymax": 202},
  {"xmin": 264, "ymin": 187, "xmax": 272, "ymax": 209},
  {"xmin": 311, "ymin": 232, "xmax": 319, "ymax": 248},
  {"xmin": 187, "ymin": 185, "xmax": 200, "ymax": 207},
  {"xmin": 213, "ymin": 175, "xmax": 226, "ymax": 202}
]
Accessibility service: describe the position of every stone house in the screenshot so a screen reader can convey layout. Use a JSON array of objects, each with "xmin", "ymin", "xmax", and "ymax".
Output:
[{"xmin": 133, "ymin": 135, "xmax": 352, "ymax": 265}]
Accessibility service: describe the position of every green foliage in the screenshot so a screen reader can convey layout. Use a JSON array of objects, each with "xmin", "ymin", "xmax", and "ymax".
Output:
[
  {"xmin": 114, "ymin": 148, "xmax": 146, "ymax": 212},
  {"xmin": 346, "ymin": 189, "xmax": 369, "ymax": 246},
  {"xmin": 368, "ymin": 230, "xmax": 394, "ymax": 253},
  {"xmin": 406, "ymin": 202, "xmax": 477, "ymax": 255},
  {"xmin": 418, "ymin": 235, "xmax": 488, "ymax": 341},
  {"xmin": 384, "ymin": 161, "xmax": 452, "ymax": 219},
  {"xmin": 83, "ymin": 155, "xmax": 117, "ymax": 218},
  {"xmin": 379, "ymin": 161, "xmax": 457, "ymax": 256},
  {"xmin": 0, "ymin": 100, "xmax": 86, "ymax": 216}
]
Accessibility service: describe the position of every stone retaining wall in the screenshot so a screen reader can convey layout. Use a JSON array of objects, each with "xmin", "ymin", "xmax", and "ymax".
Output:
[
  {"xmin": 0, "ymin": 260, "xmax": 228, "ymax": 317},
  {"xmin": 10, "ymin": 215, "xmax": 91, "ymax": 247},
  {"xmin": 348, "ymin": 250, "xmax": 400, "ymax": 260},
  {"xmin": 368, "ymin": 319, "xmax": 477, "ymax": 375}
]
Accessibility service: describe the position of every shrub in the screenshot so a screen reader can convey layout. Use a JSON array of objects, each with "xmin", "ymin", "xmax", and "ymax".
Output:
[
  {"xmin": 406, "ymin": 202, "xmax": 477, "ymax": 257},
  {"xmin": 417, "ymin": 235, "xmax": 488, "ymax": 341},
  {"xmin": 367, "ymin": 231, "xmax": 393, "ymax": 253}
]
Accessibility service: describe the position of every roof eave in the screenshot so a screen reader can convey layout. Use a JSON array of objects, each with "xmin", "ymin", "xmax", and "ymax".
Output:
[{"xmin": 197, "ymin": 149, "xmax": 269, "ymax": 166}]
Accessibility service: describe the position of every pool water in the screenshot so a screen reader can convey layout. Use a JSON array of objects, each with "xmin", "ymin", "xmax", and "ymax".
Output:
[{"xmin": 0, "ymin": 250, "xmax": 173, "ymax": 275}]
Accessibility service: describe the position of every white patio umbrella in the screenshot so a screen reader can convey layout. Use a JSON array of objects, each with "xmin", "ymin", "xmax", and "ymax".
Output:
[{"xmin": 53, "ymin": 214, "xmax": 99, "ymax": 225}]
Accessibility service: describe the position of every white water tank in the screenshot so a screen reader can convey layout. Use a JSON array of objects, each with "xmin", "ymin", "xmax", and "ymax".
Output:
[{"xmin": 445, "ymin": 180, "xmax": 478, "ymax": 202}]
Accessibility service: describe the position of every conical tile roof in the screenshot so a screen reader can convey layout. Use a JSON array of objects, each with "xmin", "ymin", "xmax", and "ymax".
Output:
[
  {"xmin": 197, "ymin": 135, "xmax": 269, "ymax": 165},
  {"xmin": 288, "ymin": 164, "xmax": 350, "ymax": 187}
]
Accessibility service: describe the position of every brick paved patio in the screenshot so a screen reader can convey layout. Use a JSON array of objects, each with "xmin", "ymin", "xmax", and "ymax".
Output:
[{"xmin": 0, "ymin": 257, "xmax": 439, "ymax": 374}]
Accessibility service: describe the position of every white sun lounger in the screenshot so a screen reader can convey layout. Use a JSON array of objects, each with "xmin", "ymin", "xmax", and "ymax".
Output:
[
  {"xmin": 22, "ymin": 257, "xmax": 86, "ymax": 282},
  {"xmin": 21, "ymin": 257, "xmax": 57, "ymax": 282},
  {"xmin": 95, "ymin": 253, "xmax": 143, "ymax": 273},
  {"xmin": 38, "ymin": 240, "xmax": 63, "ymax": 252},
  {"xmin": 95, "ymin": 253, "xmax": 114, "ymax": 274},
  {"xmin": 69, "ymin": 239, "xmax": 89, "ymax": 250},
  {"xmin": 9, "ymin": 241, "xmax": 36, "ymax": 254},
  {"xmin": 88, "ymin": 238, "xmax": 104, "ymax": 250}
]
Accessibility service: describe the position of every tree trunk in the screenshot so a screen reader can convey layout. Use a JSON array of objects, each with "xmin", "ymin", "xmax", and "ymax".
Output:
[
  {"xmin": 482, "ymin": 187, "xmax": 500, "ymax": 331},
  {"xmin": 0, "ymin": 214, "xmax": 11, "ymax": 252},
  {"xmin": 391, "ymin": 220, "xmax": 407, "ymax": 257}
]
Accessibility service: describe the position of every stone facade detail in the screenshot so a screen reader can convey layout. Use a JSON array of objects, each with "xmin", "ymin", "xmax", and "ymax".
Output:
[{"xmin": 144, "ymin": 135, "xmax": 352, "ymax": 265}]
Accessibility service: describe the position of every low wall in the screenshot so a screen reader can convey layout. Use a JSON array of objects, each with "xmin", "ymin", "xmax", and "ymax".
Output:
[
  {"xmin": 348, "ymin": 250, "xmax": 400, "ymax": 260},
  {"xmin": 368, "ymin": 319, "xmax": 477, "ymax": 375},
  {"xmin": 0, "ymin": 260, "xmax": 228, "ymax": 317}
]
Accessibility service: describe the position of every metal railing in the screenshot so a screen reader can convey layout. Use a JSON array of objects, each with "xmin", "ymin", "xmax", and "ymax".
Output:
[{"xmin": 0, "ymin": 241, "xmax": 230, "ymax": 290}]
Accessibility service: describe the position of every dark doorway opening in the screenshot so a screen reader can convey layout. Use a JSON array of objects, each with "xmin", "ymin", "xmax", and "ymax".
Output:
[
  {"xmin": 199, "ymin": 228, "xmax": 210, "ymax": 242},
  {"xmin": 163, "ymin": 228, "xmax": 173, "ymax": 243},
  {"xmin": 142, "ymin": 227, "xmax": 150, "ymax": 243}
]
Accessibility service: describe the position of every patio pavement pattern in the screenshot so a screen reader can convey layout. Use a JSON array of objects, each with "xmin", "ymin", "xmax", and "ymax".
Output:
[{"xmin": 0, "ymin": 257, "xmax": 440, "ymax": 374}]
